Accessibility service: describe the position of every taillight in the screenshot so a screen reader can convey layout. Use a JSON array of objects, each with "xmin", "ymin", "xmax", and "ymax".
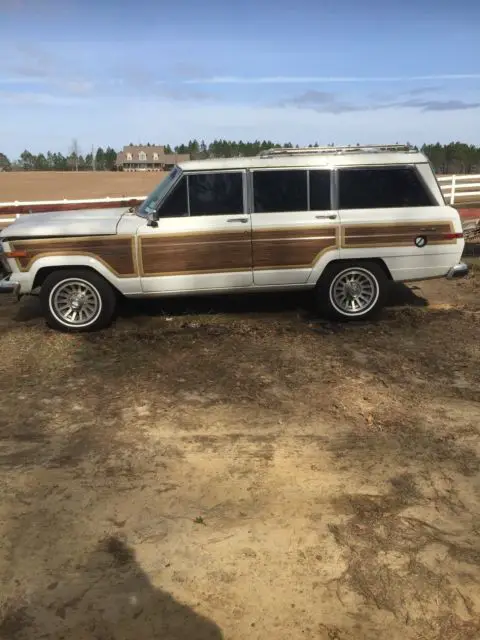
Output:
[{"xmin": 442, "ymin": 232, "xmax": 464, "ymax": 240}]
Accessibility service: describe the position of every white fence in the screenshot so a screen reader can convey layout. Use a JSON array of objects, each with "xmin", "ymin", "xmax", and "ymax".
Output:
[
  {"xmin": 1, "ymin": 177, "xmax": 480, "ymax": 229},
  {"xmin": 437, "ymin": 174, "xmax": 480, "ymax": 205}
]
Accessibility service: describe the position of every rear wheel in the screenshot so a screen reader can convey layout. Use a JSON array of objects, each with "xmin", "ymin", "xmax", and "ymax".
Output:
[
  {"xmin": 40, "ymin": 269, "xmax": 117, "ymax": 332},
  {"xmin": 315, "ymin": 262, "xmax": 388, "ymax": 321}
]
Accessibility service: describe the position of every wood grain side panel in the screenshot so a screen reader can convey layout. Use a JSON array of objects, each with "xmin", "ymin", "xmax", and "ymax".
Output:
[
  {"xmin": 345, "ymin": 223, "xmax": 452, "ymax": 237},
  {"xmin": 343, "ymin": 222, "xmax": 455, "ymax": 248},
  {"xmin": 141, "ymin": 233, "xmax": 251, "ymax": 275},
  {"xmin": 254, "ymin": 227, "xmax": 337, "ymax": 241},
  {"xmin": 252, "ymin": 226, "xmax": 337, "ymax": 269},
  {"xmin": 10, "ymin": 236, "xmax": 136, "ymax": 276},
  {"xmin": 253, "ymin": 238, "xmax": 337, "ymax": 269},
  {"xmin": 142, "ymin": 230, "xmax": 251, "ymax": 246}
]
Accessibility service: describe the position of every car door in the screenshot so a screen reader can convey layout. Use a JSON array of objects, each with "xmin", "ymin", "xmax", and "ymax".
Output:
[
  {"xmin": 250, "ymin": 167, "xmax": 339, "ymax": 286},
  {"xmin": 138, "ymin": 170, "xmax": 253, "ymax": 293}
]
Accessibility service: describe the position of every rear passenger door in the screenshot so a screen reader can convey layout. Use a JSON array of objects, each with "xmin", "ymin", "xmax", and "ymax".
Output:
[{"xmin": 250, "ymin": 168, "xmax": 339, "ymax": 286}]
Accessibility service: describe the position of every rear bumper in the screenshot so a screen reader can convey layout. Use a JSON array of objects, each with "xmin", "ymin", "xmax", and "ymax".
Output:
[
  {"xmin": 446, "ymin": 262, "xmax": 469, "ymax": 279},
  {"xmin": 0, "ymin": 276, "xmax": 20, "ymax": 296}
]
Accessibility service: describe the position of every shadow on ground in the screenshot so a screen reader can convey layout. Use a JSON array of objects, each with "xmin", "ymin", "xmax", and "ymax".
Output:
[
  {"xmin": 0, "ymin": 537, "xmax": 223, "ymax": 640},
  {"xmin": 11, "ymin": 282, "xmax": 428, "ymax": 325}
]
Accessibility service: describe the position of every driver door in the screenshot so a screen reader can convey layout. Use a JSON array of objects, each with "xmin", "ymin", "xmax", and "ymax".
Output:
[{"xmin": 138, "ymin": 170, "xmax": 253, "ymax": 293}]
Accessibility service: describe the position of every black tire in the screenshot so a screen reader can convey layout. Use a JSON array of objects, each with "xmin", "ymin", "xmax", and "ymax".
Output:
[
  {"xmin": 40, "ymin": 269, "xmax": 117, "ymax": 332},
  {"xmin": 315, "ymin": 261, "xmax": 388, "ymax": 321}
]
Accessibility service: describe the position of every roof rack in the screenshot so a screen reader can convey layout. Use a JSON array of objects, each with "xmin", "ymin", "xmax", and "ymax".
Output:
[{"xmin": 259, "ymin": 144, "xmax": 415, "ymax": 157}]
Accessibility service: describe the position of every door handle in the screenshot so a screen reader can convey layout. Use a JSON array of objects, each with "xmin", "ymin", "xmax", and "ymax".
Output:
[
  {"xmin": 227, "ymin": 217, "xmax": 249, "ymax": 223},
  {"xmin": 315, "ymin": 214, "xmax": 338, "ymax": 220}
]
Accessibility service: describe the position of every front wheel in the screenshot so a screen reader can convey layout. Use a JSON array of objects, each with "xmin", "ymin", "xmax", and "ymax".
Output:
[
  {"xmin": 315, "ymin": 262, "xmax": 388, "ymax": 321},
  {"xmin": 40, "ymin": 269, "xmax": 117, "ymax": 332}
]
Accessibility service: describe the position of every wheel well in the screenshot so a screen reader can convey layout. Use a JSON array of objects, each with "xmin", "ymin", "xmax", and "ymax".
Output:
[
  {"xmin": 33, "ymin": 266, "xmax": 121, "ymax": 292},
  {"xmin": 322, "ymin": 258, "xmax": 393, "ymax": 280}
]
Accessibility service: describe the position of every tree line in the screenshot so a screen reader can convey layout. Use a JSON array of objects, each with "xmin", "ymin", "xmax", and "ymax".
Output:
[
  {"xmin": 0, "ymin": 146, "xmax": 118, "ymax": 172},
  {"xmin": 1, "ymin": 141, "xmax": 480, "ymax": 174}
]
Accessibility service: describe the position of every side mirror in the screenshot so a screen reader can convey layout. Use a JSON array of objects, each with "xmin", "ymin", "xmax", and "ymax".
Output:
[{"xmin": 147, "ymin": 213, "xmax": 158, "ymax": 228}]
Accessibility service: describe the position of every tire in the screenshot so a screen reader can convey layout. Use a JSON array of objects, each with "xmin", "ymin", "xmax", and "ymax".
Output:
[
  {"xmin": 315, "ymin": 262, "xmax": 388, "ymax": 321},
  {"xmin": 40, "ymin": 269, "xmax": 117, "ymax": 332}
]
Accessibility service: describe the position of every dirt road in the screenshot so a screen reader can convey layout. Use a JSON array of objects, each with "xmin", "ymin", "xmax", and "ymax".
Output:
[{"xmin": 0, "ymin": 270, "xmax": 479, "ymax": 639}]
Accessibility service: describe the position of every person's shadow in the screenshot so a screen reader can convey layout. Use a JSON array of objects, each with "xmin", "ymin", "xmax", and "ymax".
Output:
[{"xmin": 7, "ymin": 536, "xmax": 223, "ymax": 640}]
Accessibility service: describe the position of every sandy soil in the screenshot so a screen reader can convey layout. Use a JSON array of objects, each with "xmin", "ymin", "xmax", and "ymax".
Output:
[
  {"xmin": 0, "ymin": 267, "xmax": 479, "ymax": 640},
  {"xmin": 0, "ymin": 172, "xmax": 166, "ymax": 202}
]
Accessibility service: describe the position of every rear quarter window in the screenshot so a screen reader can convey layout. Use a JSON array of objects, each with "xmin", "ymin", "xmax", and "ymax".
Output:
[{"xmin": 339, "ymin": 167, "xmax": 434, "ymax": 209}]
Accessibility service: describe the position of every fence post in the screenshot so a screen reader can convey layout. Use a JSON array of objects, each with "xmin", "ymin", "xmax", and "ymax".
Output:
[{"xmin": 450, "ymin": 175, "xmax": 456, "ymax": 205}]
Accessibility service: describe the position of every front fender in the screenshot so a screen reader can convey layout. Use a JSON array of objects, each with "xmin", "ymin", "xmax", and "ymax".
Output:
[{"xmin": 19, "ymin": 255, "xmax": 142, "ymax": 295}]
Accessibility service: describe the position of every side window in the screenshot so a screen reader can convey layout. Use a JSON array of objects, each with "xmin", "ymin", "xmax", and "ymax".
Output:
[
  {"xmin": 253, "ymin": 170, "xmax": 307, "ymax": 213},
  {"xmin": 188, "ymin": 172, "xmax": 243, "ymax": 216},
  {"xmin": 339, "ymin": 167, "xmax": 433, "ymax": 209},
  {"xmin": 157, "ymin": 176, "xmax": 188, "ymax": 217},
  {"xmin": 309, "ymin": 171, "xmax": 331, "ymax": 210}
]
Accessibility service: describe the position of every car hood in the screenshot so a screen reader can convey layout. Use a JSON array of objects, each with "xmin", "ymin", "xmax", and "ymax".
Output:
[{"xmin": 0, "ymin": 207, "xmax": 129, "ymax": 239}]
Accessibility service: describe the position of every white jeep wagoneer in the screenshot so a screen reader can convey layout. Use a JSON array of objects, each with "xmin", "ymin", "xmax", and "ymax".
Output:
[{"xmin": 0, "ymin": 144, "xmax": 468, "ymax": 332}]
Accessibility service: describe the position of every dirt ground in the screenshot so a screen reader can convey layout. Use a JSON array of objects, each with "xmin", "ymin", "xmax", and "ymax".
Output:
[
  {"xmin": 0, "ymin": 265, "xmax": 479, "ymax": 640},
  {"xmin": 0, "ymin": 172, "xmax": 166, "ymax": 202}
]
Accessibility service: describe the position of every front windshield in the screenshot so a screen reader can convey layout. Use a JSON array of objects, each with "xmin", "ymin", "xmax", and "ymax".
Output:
[{"xmin": 137, "ymin": 166, "xmax": 182, "ymax": 218}]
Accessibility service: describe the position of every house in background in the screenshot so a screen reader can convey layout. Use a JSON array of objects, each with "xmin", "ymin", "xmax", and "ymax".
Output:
[{"xmin": 116, "ymin": 145, "xmax": 190, "ymax": 171}]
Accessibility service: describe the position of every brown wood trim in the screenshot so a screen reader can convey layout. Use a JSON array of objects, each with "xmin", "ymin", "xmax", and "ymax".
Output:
[
  {"xmin": 140, "ymin": 231, "xmax": 252, "ymax": 276},
  {"xmin": 252, "ymin": 225, "xmax": 338, "ymax": 270},
  {"xmin": 253, "ymin": 238, "xmax": 337, "ymax": 269},
  {"xmin": 342, "ymin": 220, "xmax": 456, "ymax": 248},
  {"xmin": 10, "ymin": 235, "xmax": 136, "ymax": 277},
  {"xmin": 253, "ymin": 227, "xmax": 336, "ymax": 241}
]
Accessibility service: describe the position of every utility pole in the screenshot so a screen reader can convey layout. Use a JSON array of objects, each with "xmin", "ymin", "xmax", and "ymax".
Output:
[{"xmin": 92, "ymin": 144, "xmax": 96, "ymax": 171}]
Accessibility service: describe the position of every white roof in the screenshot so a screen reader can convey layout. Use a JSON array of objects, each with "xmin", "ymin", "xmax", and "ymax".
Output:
[{"xmin": 178, "ymin": 149, "xmax": 428, "ymax": 172}]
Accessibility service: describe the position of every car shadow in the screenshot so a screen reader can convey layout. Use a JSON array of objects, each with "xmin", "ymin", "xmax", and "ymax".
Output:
[
  {"xmin": 116, "ymin": 290, "xmax": 313, "ymax": 320},
  {"xmin": 10, "ymin": 282, "xmax": 428, "ymax": 325},
  {"xmin": 386, "ymin": 282, "xmax": 428, "ymax": 308},
  {"xmin": 0, "ymin": 536, "xmax": 223, "ymax": 640}
]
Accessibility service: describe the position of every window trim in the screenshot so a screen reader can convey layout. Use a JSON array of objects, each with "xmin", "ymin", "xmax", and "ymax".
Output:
[
  {"xmin": 249, "ymin": 167, "xmax": 332, "ymax": 213},
  {"xmin": 336, "ymin": 164, "xmax": 436, "ymax": 209},
  {"xmin": 185, "ymin": 169, "xmax": 247, "ymax": 217},
  {"xmin": 153, "ymin": 166, "xmax": 185, "ymax": 218}
]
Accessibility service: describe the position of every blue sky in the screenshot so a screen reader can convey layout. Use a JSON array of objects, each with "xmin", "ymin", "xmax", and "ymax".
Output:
[{"xmin": 1, "ymin": 0, "xmax": 479, "ymax": 157}]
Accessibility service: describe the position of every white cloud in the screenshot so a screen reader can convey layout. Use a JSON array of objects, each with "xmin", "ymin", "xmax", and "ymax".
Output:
[
  {"xmin": 1, "ymin": 97, "xmax": 480, "ymax": 157},
  {"xmin": 0, "ymin": 91, "xmax": 86, "ymax": 106},
  {"xmin": 63, "ymin": 80, "xmax": 95, "ymax": 95},
  {"xmin": 185, "ymin": 73, "xmax": 480, "ymax": 85},
  {"xmin": 0, "ymin": 77, "xmax": 48, "ymax": 84}
]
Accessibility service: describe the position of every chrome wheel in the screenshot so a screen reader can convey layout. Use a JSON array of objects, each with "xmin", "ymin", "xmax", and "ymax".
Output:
[
  {"xmin": 329, "ymin": 268, "xmax": 379, "ymax": 316},
  {"xmin": 49, "ymin": 278, "xmax": 102, "ymax": 328}
]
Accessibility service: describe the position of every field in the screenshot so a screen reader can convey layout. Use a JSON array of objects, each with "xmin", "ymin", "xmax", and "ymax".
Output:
[
  {"xmin": 1, "ymin": 266, "xmax": 480, "ymax": 640},
  {"xmin": 0, "ymin": 171, "xmax": 167, "ymax": 202}
]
